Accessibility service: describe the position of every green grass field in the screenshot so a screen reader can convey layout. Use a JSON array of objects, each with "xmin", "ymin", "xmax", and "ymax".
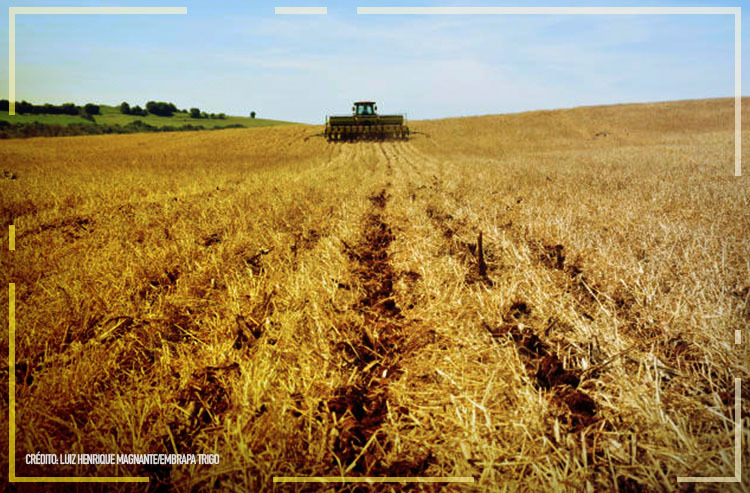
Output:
[{"xmin": 0, "ymin": 104, "xmax": 295, "ymax": 129}]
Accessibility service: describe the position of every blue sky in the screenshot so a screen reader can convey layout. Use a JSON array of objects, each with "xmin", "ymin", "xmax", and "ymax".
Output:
[{"xmin": 0, "ymin": 0, "xmax": 746, "ymax": 122}]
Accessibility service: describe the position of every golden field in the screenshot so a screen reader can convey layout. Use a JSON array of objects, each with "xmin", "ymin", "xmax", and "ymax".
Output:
[{"xmin": 1, "ymin": 98, "xmax": 748, "ymax": 492}]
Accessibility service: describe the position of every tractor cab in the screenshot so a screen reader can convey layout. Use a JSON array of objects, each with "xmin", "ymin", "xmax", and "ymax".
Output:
[{"xmin": 353, "ymin": 101, "xmax": 377, "ymax": 116}]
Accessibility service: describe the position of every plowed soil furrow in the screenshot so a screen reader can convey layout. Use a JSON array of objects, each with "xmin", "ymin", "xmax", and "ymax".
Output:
[
  {"xmin": 324, "ymin": 153, "xmax": 433, "ymax": 478},
  {"xmin": 328, "ymin": 188, "xmax": 402, "ymax": 473}
]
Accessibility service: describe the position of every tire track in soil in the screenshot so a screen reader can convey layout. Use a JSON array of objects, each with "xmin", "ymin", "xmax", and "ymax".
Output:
[{"xmin": 326, "ymin": 146, "xmax": 432, "ymax": 478}]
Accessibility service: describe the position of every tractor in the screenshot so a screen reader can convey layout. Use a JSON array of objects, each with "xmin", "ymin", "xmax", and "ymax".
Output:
[{"xmin": 325, "ymin": 101, "xmax": 409, "ymax": 142}]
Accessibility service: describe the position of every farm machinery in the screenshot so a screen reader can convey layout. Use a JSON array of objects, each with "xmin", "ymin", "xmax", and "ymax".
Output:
[{"xmin": 325, "ymin": 101, "xmax": 410, "ymax": 142}]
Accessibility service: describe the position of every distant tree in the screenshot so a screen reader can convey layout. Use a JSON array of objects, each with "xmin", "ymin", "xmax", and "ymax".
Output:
[
  {"xmin": 18, "ymin": 101, "xmax": 34, "ymax": 114},
  {"xmin": 189, "ymin": 108, "xmax": 201, "ymax": 119},
  {"xmin": 16, "ymin": 101, "xmax": 33, "ymax": 114},
  {"xmin": 218, "ymin": 113, "xmax": 226, "ymax": 119},
  {"xmin": 0, "ymin": 99, "xmax": 8, "ymax": 111},
  {"xmin": 130, "ymin": 105, "xmax": 147, "ymax": 117},
  {"xmin": 250, "ymin": 111, "xmax": 256, "ymax": 119},
  {"xmin": 119, "ymin": 102, "xmax": 131, "ymax": 114},
  {"xmin": 145, "ymin": 101, "xmax": 175, "ymax": 117},
  {"xmin": 61, "ymin": 103, "xmax": 79, "ymax": 115},
  {"xmin": 209, "ymin": 113, "xmax": 216, "ymax": 119},
  {"xmin": 201, "ymin": 111, "xmax": 208, "ymax": 119},
  {"xmin": 83, "ymin": 103, "xmax": 100, "ymax": 115}
]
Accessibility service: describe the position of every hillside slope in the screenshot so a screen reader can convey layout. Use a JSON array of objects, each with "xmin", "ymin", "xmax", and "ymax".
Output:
[{"xmin": 0, "ymin": 104, "xmax": 295, "ymax": 137}]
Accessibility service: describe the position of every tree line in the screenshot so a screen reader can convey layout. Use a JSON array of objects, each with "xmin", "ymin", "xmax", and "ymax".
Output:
[
  {"xmin": 0, "ymin": 99, "xmax": 234, "ymax": 120},
  {"xmin": 120, "ymin": 101, "xmax": 227, "ymax": 119},
  {"xmin": 1, "ymin": 100, "xmax": 100, "ymax": 117}
]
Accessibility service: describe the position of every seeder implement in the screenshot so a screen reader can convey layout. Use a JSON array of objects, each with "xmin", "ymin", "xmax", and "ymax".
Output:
[{"xmin": 325, "ymin": 101, "xmax": 410, "ymax": 142}]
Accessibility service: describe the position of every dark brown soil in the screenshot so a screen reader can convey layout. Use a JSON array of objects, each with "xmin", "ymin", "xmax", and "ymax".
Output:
[
  {"xmin": 487, "ymin": 322, "xmax": 599, "ymax": 433},
  {"xmin": 327, "ymin": 187, "xmax": 432, "ymax": 477}
]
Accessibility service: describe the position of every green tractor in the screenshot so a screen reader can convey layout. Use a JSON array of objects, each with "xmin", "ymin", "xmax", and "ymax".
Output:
[{"xmin": 325, "ymin": 101, "xmax": 410, "ymax": 142}]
